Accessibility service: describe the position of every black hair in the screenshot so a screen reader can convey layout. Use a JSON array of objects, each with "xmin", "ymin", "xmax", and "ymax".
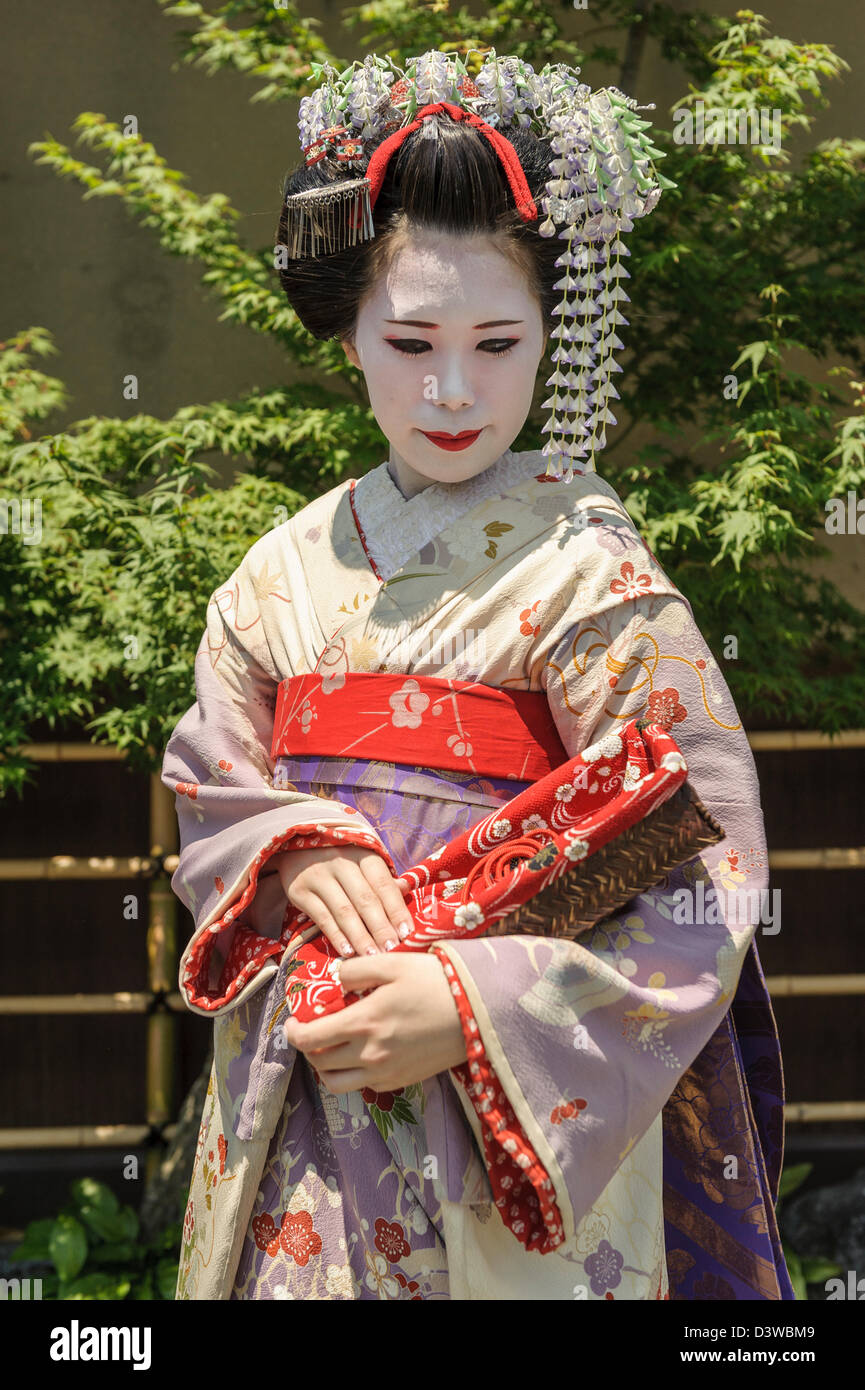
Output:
[{"xmin": 275, "ymin": 113, "xmax": 562, "ymax": 346}]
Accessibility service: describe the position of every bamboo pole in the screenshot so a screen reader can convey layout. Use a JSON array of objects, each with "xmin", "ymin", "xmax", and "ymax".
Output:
[
  {"xmin": 748, "ymin": 729, "xmax": 865, "ymax": 751},
  {"xmin": 784, "ymin": 1102, "xmax": 865, "ymax": 1123},
  {"xmin": 0, "ymin": 857, "xmax": 157, "ymax": 880},
  {"xmin": 768, "ymin": 847, "xmax": 865, "ymax": 870},
  {"xmin": 764, "ymin": 975, "xmax": 865, "ymax": 996},
  {"xmin": 145, "ymin": 774, "xmax": 179, "ymax": 1183},
  {"xmin": 15, "ymin": 743, "xmax": 128, "ymax": 761},
  {"xmin": 0, "ymin": 1125, "xmax": 177, "ymax": 1151},
  {"xmin": 0, "ymin": 992, "xmax": 186, "ymax": 1015}
]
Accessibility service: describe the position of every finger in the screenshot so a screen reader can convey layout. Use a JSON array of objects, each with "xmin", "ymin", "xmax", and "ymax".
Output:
[
  {"xmin": 337, "ymin": 953, "xmax": 400, "ymax": 994},
  {"xmin": 316, "ymin": 1068, "xmax": 369, "ymax": 1096},
  {"xmin": 360, "ymin": 857, "xmax": 415, "ymax": 943},
  {"xmin": 307, "ymin": 872, "xmax": 383, "ymax": 961},
  {"xmin": 286, "ymin": 883, "xmax": 371, "ymax": 959},
  {"xmin": 284, "ymin": 1012, "xmax": 355, "ymax": 1054},
  {"xmin": 329, "ymin": 861, "xmax": 403, "ymax": 954}
]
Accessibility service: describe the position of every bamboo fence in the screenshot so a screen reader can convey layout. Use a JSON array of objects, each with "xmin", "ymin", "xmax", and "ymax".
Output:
[{"xmin": 1, "ymin": 729, "xmax": 864, "ymax": 1153}]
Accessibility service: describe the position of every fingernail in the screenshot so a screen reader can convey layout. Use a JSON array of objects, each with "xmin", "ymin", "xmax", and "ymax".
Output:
[
  {"xmin": 397, "ymin": 922, "xmax": 411, "ymax": 940},
  {"xmin": 340, "ymin": 943, "xmax": 355, "ymax": 957},
  {"xmin": 366, "ymin": 945, "xmax": 379, "ymax": 955},
  {"xmin": 384, "ymin": 939, "xmax": 398, "ymax": 951}
]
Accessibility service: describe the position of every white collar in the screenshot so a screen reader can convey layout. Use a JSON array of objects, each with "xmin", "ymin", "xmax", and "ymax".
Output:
[{"xmin": 351, "ymin": 448, "xmax": 543, "ymax": 580}]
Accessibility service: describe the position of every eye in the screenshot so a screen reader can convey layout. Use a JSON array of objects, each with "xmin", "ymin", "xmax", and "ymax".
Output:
[
  {"xmin": 385, "ymin": 339, "xmax": 430, "ymax": 356},
  {"xmin": 481, "ymin": 339, "xmax": 519, "ymax": 358},
  {"xmin": 385, "ymin": 338, "xmax": 520, "ymax": 358}
]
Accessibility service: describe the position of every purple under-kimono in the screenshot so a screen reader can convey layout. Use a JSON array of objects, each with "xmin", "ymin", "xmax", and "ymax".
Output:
[{"xmin": 161, "ymin": 447, "xmax": 793, "ymax": 1300}]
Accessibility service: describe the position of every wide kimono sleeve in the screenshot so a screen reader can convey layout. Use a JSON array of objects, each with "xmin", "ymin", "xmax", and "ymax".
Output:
[
  {"xmin": 161, "ymin": 543, "xmax": 395, "ymax": 1018},
  {"xmin": 429, "ymin": 544, "xmax": 769, "ymax": 1257}
]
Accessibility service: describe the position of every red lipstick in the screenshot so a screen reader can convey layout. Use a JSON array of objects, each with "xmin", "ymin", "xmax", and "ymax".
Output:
[{"xmin": 421, "ymin": 429, "xmax": 483, "ymax": 452}]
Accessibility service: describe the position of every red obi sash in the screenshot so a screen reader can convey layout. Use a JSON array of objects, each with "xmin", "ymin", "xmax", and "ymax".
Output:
[{"xmin": 271, "ymin": 672, "xmax": 569, "ymax": 781}]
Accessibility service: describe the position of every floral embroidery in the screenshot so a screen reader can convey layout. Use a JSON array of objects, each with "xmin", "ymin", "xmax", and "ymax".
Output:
[
  {"xmin": 252, "ymin": 1213, "xmax": 281, "ymax": 1256},
  {"xmin": 361, "ymin": 1084, "xmax": 421, "ymax": 1141},
  {"xmin": 364, "ymin": 1249, "xmax": 401, "ymax": 1298},
  {"xmin": 519, "ymin": 601, "xmax": 541, "ymax": 637},
  {"xmin": 389, "ymin": 678, "xmax": 429, "ymax": 728},
  {"xmin": 394, "ymin": 1271, "xmax": 422, "ymax": 1299},
  {"xmin": 446, "ymin": 732, "xmax": 473, "ymax": 758},
  {"xmin": 647, "ymin": 686, "xmax": 687, "ymax": 729},
  {"xmin": 609, "ymin": 559, "xmax": 654, "ymax": 599},
  {"xmin": 622, "ymin": 761, "xmax": 645, "ymax": 790},
  {"xmin": 374, "ymin": 1218, "xmax": 411, "ymax": 1262},
  {"xmin": 582, "ymin": 732, "xmax": 623, "ymax": 763},
  {"xmin": 481, "ymin": 520, "xmax": 514, "ymax": 559},
  {"xmin": 550, "ymin": 1098, "xmax": 588, "ymax": 1124},
  {"xmin": 278, "ymin": 1210, "xmax": 322, "ymax": 1266},
  {"xmin": 584, "ymin": 1239, "xmax": 624, "ymax": 1296},
  {"xmin": 622, "ymin": 1002, "xmax": 678, "ymax": 1067},
  {"xmin": 454, "ymin": 901, "xmax": 484, "ymax": 929}
]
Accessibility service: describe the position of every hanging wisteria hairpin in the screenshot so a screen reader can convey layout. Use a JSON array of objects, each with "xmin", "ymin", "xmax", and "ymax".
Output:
[{"xmin": 281, "ymin": 49, "xmax": 676, "ymax": 479}]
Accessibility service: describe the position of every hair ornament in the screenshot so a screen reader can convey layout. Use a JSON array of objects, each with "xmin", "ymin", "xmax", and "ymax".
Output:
[{"xmin": 281, "ymin": 49, "xmax": 676, "ymax": 479}]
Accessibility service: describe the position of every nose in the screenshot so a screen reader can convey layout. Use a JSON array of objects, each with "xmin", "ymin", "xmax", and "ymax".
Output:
[{"xmin": 433, "ymin": 354, "xmax": 476, "ymax": 411}]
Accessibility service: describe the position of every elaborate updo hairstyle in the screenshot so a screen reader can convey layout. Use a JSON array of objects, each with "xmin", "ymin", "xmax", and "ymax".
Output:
[{"xmin": 275, "ymin": 112, "xmax": 563, "ymax": 348}]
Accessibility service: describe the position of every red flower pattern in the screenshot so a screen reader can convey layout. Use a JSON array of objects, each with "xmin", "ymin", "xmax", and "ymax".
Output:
[
  {"xmin": 252, "ymin": 1213, "xmax": 281, "ymax": 1256},
  {"xmin": 550, "ymin": 1098, "xmax": 588, "ymax": 1125},
  {"xmin": 279, "ymin": 1210, "xmax": 322, "ymax": 1266},
  {"xmin": 610, "ymin": 560, "xmax": 653, "ymax": 599},
  {"xmin": 361, "ymin": 1086, "xmax": 402, "ymax": 1112},
  {"xmin": 647, "ymin": 686, "xmax": 687, "ymax": 730},
  {"xmin": 374, "ymin": 1218, "xmax": 411, "ymax": 1263},
  {"xmin": 519, "ymin": 601, "xmax": 541, "ymax": 637}
]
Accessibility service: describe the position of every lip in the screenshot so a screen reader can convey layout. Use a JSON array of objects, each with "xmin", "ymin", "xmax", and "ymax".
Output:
[{"xmin": 421, "ymin": 428, "xmax": 483, "ymax": 452}]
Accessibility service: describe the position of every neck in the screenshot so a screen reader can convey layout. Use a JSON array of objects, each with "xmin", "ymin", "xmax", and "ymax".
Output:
[{"xmin": 386, "ymin": 450, "xmax": 509, "ymax": 501}]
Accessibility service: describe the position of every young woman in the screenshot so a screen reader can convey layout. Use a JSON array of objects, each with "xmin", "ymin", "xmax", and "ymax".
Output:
[{"xmin": 162, "ymin": 51, "xmax": 792, "ymax": 1300}]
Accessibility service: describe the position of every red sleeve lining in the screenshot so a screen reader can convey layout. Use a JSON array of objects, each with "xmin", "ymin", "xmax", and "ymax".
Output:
[
  {"xmin": 430, "ymin": 944, "xmax": 566, "ymax": 1254},
  {"xmin": 182, "ymin": 821, "xmax": 391, "ymax": 1012}
]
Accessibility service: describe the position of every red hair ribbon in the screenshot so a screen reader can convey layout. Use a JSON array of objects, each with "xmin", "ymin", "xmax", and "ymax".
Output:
[{"xmin": 364, "ymin": 101, "xmax": 538, "ymax": 223}]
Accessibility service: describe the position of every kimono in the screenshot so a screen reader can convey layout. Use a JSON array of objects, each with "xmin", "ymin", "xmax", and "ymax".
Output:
[{"xmin": 161, "ymin": 445, "xmax": 793, "ymax": 1300}]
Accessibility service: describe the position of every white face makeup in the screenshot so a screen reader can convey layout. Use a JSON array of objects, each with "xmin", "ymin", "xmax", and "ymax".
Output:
[{"xmin": 341, "ymin": 231, "xmax": 548, "ymax": 500}]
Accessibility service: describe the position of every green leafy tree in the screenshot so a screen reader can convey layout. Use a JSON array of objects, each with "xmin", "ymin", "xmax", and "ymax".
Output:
[{"xmin": 2, "ymin": 2, "xmax": 864, "ymax": 801}]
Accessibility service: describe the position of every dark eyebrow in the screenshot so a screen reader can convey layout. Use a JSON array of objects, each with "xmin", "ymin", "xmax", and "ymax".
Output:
[{"xmin": 383, "ymin": 319, "xmax": 524, "ymax": 329}]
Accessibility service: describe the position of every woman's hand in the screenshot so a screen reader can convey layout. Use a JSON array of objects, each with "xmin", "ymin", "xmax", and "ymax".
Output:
[
  {"xmin": 272, "ymin": 844, "xmax": 412, "ymax": 957},
  {"xmin": 282, "ymin": 952, "xmax": 468, "ymax": 1094}
]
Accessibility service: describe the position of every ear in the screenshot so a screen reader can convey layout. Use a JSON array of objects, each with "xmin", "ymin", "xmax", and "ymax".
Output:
[{"xmin": 341, "ymin": 338, "xmax": 361, "ymax": 369}]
